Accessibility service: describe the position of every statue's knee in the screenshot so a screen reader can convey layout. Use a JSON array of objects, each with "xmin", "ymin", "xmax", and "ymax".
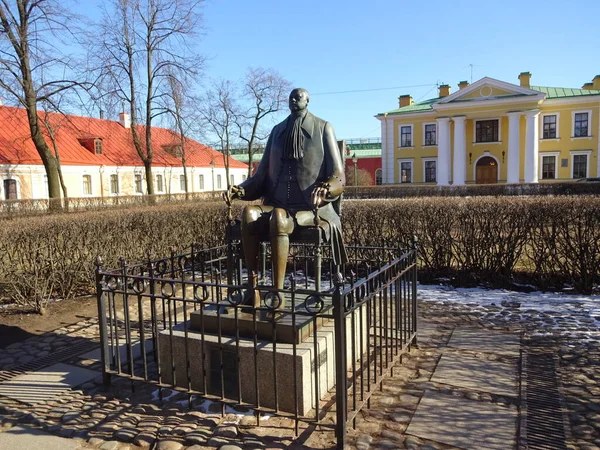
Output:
[
  {"xmin": 242, "ymin": 205, "xmax": 262, "ymax": 224},
  {"xmin": 270, "ymin": 208, "xmax": 293, "ymax": 235}
]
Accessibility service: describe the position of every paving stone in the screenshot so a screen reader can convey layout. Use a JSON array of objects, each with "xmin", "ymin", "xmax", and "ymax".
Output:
[
  {"xmin": 134, "ymin": 431, "xmax": 157, "ymax": 448},
  {"xmin": 355, "ymin": 434, "xmax": 373, "ymax": 450},
  {"xmin": 113, "ymin": 427, "xmax": 137, "ymax": 442},
  {"xmin": 155, "ymin": 438, "xmax": 184, "ymax": 450},
  {"xmin": 213, "ymin": 424, "xmax": 238, "ymax": 438},
  {"xmin": 407, "ymin": 391, "xmax": 516, "ymax": 450},
  {"xmin": 432, "ymin": 354, "xmax": 517, "ymax": 397},
  {"xmin": 99, "ymin": 441, "xmax": 122, "ymax": 450}
]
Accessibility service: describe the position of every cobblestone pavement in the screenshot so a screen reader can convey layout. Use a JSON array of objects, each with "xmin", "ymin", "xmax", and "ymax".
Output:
[{"xmin": 1, "ymin": 294, "xmax": 599, "ymax": 450}]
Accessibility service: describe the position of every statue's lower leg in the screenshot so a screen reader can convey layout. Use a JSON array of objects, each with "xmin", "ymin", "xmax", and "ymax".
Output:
[
  {"xmin": 241, "ymin": 230, "xmax": 261, "ymax": 308},
  {"xmin": 271, "ymin": 233, "xmax": 289, "ymax": 310}
]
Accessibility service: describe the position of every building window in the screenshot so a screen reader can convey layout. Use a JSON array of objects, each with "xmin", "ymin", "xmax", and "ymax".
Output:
[
  {"xmin": 156, "ymin": 174, "xmax": 164, "ymax": 192},
  {"xmin": 475, "ymin": 120, "xmax": 499, "ymax": 143},
  {"xmin": 94, "ymin": 139, "xmax": 103, "ymax": 155},
  {"xmin": 424, "ymin": 124, "xmax": 436, "ymax": 146},
  {"xmin": 375, "ymin": 169, "xmax": 382, "ymax": 185},
  {"xmin": 543, "ymin": 115, "xmax": 557, "ymax": 139},
  {"xmin": 573, "ymin": 154, "xmax": 588, "ymax": 178},
  {"xmin": 541, "ymin": 156, "xmax": 556, "ymax": 179},
  {"xmin": 217, "ymin": 174, "xmax": 222, "ymax": 189},
  {"xmin": 110, "ymin": 174, "xmax": 119, "ymax": 194},
  {"xmin": 180, "ymin": 175, "xmax": 186, "ymax": 191},
  {"xmin": 399, "ymin": 160, "xmax": 412, "ymax": 183},
  {"xmin": 242, "ymin": 174, "xmax": 247, "ymax": 181},
  {"xmin": 424, "ymin": 160, "xmax": 437, "ymax": 182},
  {"xmin": 574, "ymin": 112, "xmax": 589, "ymax": 137},
  {"xmin": 83, "ymin": 175, "xmax": 92, "ymax": 195},
  {"xmin": 3, "ymin": 179, "xmax": 17, "ymax": 200},
  {"xmin": 199, "ymin": 174, "xmax": 204, "ymax": 190},
  {"xmin": 400, "ymin": 126, "xmax": 412, "ymax": 147},
  {"xmin": 230, "ymin": 174, "xmax": 234, "ymax": 186},
  {"xmin": 135, "ymin": 174, "xmax": 143, "ymax": 193}
]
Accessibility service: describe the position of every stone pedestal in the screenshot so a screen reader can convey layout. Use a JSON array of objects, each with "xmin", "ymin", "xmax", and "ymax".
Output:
[{"xmin": 158, "ymin": 303, "xmax": 367, "ymax": 416}]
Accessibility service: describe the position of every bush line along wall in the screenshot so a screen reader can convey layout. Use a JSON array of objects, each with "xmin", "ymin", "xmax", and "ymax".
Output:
[{"xmin": 1, "ymin": 197, "xmax": 599, "ymax": 311}]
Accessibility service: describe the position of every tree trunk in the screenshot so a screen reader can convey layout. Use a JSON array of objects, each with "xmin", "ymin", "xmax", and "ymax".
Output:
[{"xmin": 144, "ymin": 161, "xmax": 154, "ymax": 203}]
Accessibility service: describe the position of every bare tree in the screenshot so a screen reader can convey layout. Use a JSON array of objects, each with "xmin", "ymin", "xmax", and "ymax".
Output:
[
  {"xmin": 200, "ymin": 79, "xmax": 238, "ymax": 189},
  {"xmin": 0, "ymin": 0, "xmax": 86, "ymax": 208},
  {"xmin": 165, "ymin": 74, "xmax": 199, "ymax": 199},
  {"xmin": 236, "ymin": 68, "xmax": 291, "ymax": 177},
  {"xmin": 92, "ymin": 0, "xmax": 205, "ymax": 196}
]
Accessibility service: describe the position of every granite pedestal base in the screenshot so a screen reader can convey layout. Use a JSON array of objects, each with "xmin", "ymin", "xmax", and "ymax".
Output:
[{"xmin": 158, "ymin": 304, "xmax": 367, "ymax": 416}]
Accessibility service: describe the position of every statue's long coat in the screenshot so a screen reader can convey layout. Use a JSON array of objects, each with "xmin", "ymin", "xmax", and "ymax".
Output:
[{"xmin": 239, "ymin": 111, "xmax": 347, "ymax": 264}]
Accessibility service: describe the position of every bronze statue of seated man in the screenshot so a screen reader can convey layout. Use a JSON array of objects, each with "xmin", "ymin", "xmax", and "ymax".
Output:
[{"xmin": 226, "ymin": 88, "xmax": 347, "ymax": 309}]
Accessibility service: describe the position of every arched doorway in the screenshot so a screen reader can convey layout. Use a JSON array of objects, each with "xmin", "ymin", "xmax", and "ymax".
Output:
[{"xmin": 475, "ymin": 156, "xmax": 498, "ymax": 184}]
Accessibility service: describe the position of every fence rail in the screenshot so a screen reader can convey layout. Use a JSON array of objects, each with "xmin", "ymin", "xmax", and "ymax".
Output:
[{"xmin": 95, "ymin": 242, "xmax": 417, "ymax": 448}]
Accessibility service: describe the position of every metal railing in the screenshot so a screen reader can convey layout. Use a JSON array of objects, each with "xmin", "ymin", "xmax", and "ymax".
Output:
[{"xmin": 95, "ymin": 241, "xmax": 417, "ymax": 448}]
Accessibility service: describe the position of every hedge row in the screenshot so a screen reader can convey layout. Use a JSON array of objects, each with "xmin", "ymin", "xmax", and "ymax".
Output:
[
  {"xmin": 0, "ymin": 192, "xmax": 221, "ymax": 220},
  {"xmin": 344, "ymin": 181, "xmax": 600, "ymax": 199},
  {"xmin": 1, "ymin": 197, "xmax": 599, "ymax": 312}
]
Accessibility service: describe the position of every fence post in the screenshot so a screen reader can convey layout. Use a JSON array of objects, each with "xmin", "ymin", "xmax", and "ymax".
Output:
[
  {"xmin": 333, "ymin": 272, "xmax": 347, "ymax": 449},
  {"xmin": 94, "ymin": 256, "xmax": 111, "ymax": 387},
  {"xmin": 411, "ymin": 236, "xmax": 418, "ymax": 345}
]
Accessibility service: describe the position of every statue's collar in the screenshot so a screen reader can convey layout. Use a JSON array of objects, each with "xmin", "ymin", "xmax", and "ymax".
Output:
[{"xmin": 279, "ymin": 111, "xmax": 314, "ymax": 139}]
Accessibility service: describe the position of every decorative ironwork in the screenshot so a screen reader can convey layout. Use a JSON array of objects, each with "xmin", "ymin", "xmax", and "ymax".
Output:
[{"xmin": 95, "ymin": 241, "xmax": 418, "ymax": 450}]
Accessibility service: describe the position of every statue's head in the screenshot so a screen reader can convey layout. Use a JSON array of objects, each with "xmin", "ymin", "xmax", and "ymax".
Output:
[{"xmin": 289, "ymin": 88, "xmax": 309, "ymax": 114}]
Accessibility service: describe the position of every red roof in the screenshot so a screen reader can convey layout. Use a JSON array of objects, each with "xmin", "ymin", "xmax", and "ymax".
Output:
[{"xmin": 0, "ymin": 106, "xmax": 247, "ymax": 169}]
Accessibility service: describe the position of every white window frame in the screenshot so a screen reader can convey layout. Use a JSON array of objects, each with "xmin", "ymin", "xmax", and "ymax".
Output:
[
  {"xmin": 229, "ymin": 174, "xmax": 234, "ymax": 186},
  {"xmin": 540, "ymin": 113, "xmax": 560, "ymax": 140},
  {"xmin": 422, "ymin": 157, "xmax": 438, "ymax": 183},
  {"xmin": 572, "ymin": 110, "xmax": 592, "ymax": 138},
  {"xmin": 2, "ymin": 177, "xmax": 20, "ymax": 200},
  {"xmin": 397, "ymin": 158, "xmax": 414, "ymax": 183},
  {"xmin": 570, "ymin": 150, "xmax": 592, "ymax": 179},
  {"xmin": 473, "ymin": 117, "xmax": 502, "ymax": 145},
  {"xmin": 538, "ymin": 151, "xmax": 560, "ymax": 180},
  {"xmin": 156, "ymin": 174, "xmax": 165, "ymax": 193},
  {"xmin": 134, "ymin": 173, "xmax": 143, "ymax": 194},
  {"xmin": 179, "ymin": 174, "xmax": 186, "ymax": 192},
  {"xmin": 82, "ymin": 174, "xmax": 93, "ymax": 196},
  {"xmin": 375, "ymin": 168, "xmax": 382, "ymax": 185},
  {"xmin": 109, "ymin": 173, "xmax": 120, "ymax": 195},
  {"xmin": 217, "ymin": 174, "xmax": 222, "ymax": 189},
  {"xmin": 199, "ymin": 174, "xmax": 205, "ymax": 190},
  {"xmin": 422, "ymin": 123, "xmax": 437, "ymax": 146},
  {"xmin": 398, "ymin": 124, "xmax": 414, "ymax": 148}
]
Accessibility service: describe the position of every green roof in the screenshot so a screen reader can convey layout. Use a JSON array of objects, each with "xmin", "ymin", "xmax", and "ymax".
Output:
[
  {"xmin": 345, "ymin": 148, "xmax": 381, "ymax": 159},
  {"xmin": 377, "ymin": 97, "xmax": 439, "ymax": 116},
  {"xmin": 231, "ymin": 146, "xmax": 381, "ymax": 163},
  {"xmin": 531, "ymin": 86, "xmax": 600, "ymax": 98},
  {"xmin": 378, "ymin": 85, "xmax": 600, "ymax": 116}
]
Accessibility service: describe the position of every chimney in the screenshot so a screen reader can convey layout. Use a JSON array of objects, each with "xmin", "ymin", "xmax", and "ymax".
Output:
[
  {"xmin": 582, "ymin": 82, "xmax": 594, "ymax": 90},
  {"xmin": 398, "ymin": 95, "xmax": 413, "ymax": 108},
  {"xmin": 593, "ymin": 75, "xmax": 600, "ymax": 90},
  {"xmin": 518, "ymin": 72, "xmax": 531, "ymax": 88},
  {"xmin": 99, "ymin": 109, "xmax": 104, "ymax": 119},
  {"xmin": 0, "ymin": 97, "xmax": 3, "ymax": 106},
  {"xmin": 458, "ymin": 80, "xmax": 469, "ymax": 90},
  {"xmin": 438, "ymin": 84, "xmax": 450, "ymax": 98},
  {"xmin": 119, "ymin": 112, "xmax": 131, "ymax": 129}
]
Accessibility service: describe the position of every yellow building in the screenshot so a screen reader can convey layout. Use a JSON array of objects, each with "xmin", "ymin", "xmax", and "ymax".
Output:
[{"xmin": 376, "ymin": 73, "xmax": 600, "ymax": 185}]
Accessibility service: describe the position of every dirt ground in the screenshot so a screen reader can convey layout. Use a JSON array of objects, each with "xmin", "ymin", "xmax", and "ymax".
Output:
[{"xmin": 0, "ymin": 296, "xmax": 98, "ymax": 349}]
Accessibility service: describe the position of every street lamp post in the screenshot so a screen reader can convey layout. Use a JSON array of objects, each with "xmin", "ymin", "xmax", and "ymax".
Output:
[
  {"xmin": 352, "ymin": 153, "xmax": 358, "ymax": 186},
  {"xmin": 210, "ymin": 159, "xmax": 215, "ymax": 198}
]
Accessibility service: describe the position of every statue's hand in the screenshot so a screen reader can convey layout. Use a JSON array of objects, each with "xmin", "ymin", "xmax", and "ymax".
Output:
[
  {"xmin": 311, "ymin": 182, "xmax": 330, "ymax": 209},
  {"xmin": 223, "ymin": 185, "xmax": 244, "ymax": 204}
]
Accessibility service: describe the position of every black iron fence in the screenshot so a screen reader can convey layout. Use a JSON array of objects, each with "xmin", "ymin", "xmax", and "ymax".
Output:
[{"xmin": 95, "ymin": 241, "xmax": 417, "ymax": 448}]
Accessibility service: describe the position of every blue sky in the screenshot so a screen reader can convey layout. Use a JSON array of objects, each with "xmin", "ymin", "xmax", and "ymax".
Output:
[{"xmin": 196, "ymin": 0, "xmax": 600, "ymax": 140}]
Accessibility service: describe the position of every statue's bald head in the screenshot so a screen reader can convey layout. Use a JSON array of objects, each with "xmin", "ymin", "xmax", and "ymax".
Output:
[{"xmin": 289, "ymin": 88, "xmax": 310, "ymax": 114}]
